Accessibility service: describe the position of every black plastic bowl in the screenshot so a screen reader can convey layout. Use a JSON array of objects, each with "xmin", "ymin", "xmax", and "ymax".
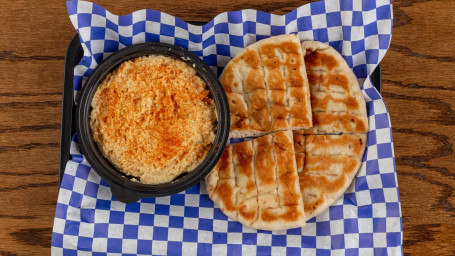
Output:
[{"xmin": 76, "ymin": 43, "xmax": 230, "ymax": 203}]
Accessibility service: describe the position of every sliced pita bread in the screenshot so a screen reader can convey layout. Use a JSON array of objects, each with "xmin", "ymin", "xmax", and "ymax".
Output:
[
  {"xmin": 300, "ymin": 41, "xmax": 368, "ymax": 134},
  {"xmin": 206, "ymin": 131, "xmax": 306, "ymax": 230},
  {"xmin": 221, "ymin": 34, "xmax": 312, "ymax": 138},
  {"xmin": 293, "ymin": 132, "xmax": 367, "ymax": 220}
]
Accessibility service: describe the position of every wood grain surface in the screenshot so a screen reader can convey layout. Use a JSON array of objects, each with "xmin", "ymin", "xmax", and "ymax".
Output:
[{"xmin": 0, "ymin": 0, "xmax": 454, "ymax": 255}]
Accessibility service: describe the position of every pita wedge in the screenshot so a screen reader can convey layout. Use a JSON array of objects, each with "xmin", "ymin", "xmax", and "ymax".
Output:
[
  {"xmin": 293, "ymin": 132, "xmax": 367, "ymax": 220},
  {"xmin": 206, "ymin": 131, "xmax": 306, "ymax": 230},
  {"xmin": 300, "ymin": 41, "xmax": 368, "ymax": 134},
  {"xmin": 292, "ymin": 41, "xmax": 369, "ymax": 220},
  {"xmin": 221, "ymin": 34, "xmax": 312, "ymax": 138}
]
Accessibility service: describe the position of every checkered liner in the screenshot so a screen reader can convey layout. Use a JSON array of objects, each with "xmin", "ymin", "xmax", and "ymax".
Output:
[{"xmin": 52, "ymin": 0, "xmax": 401, "ymax": 255}]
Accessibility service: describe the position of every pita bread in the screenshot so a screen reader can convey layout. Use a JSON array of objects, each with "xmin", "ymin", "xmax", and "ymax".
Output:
[
  {"xmin": 206, "ymin": 131, "xmax": 306, "ymax": 230},
  {"xmin": 207, "ymin": 39, "xmax": 370, "ymax": 228},
  {"xmin": 291, "ymin": 41, "xmax": 368, "ymax": 220},
  {"xmin": 293, "ymin": 132, "xmax": 367, "ymax": 220},
  {"xmin": 300, "ymin": 41, "xmax": 368, "ymax": 134},
  {"xmin": 221, "ymin": 34, "xmax": 312, "ymax": 138}
]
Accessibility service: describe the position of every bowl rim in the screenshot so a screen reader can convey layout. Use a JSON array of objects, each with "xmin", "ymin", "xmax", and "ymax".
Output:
[{"xmin": 76, "ymin": 42, "xmax": 230, "ymax": 203}]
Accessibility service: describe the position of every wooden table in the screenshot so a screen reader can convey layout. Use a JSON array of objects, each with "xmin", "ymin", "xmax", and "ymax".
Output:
[{"xmin": 1, "ymin": 0, "xmax": 454, "ymax": 255}]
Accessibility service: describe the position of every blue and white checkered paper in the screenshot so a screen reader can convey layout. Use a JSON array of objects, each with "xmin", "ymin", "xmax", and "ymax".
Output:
[{"xmin": 52, "ymin": 0, "xmax": 401, "ymax": 255}]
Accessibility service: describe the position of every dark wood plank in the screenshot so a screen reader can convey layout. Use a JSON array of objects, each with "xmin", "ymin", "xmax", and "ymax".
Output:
[{"xmin": 383, "ymin": 0, "xmax": 455, "ymax": 255}]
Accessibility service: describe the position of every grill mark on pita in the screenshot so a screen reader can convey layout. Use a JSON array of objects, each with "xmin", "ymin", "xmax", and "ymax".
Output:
[
  {"xmin": 325, "ymin": 73, "xmax": 349, "ymax": 91},
  {"xmin": 305, "ymin": 134, "xmax": 364, "ymax": 155},
  {"xmin": 238, "ymin": 53, "xmax": 252, "ymax": 128},
  {"xmin": 260, "ymin": 45, "xmax": 281, "ymax": 69},
  {"xmin": 221, "ymin": 65, "xmax": 236, "ymax": 93},
  {"xmin": 238, "ymin": 198, "xmax": 257, "ymax": 222},
  {"xmin": 218, "ymin": 146, "xmax": 233, "ymax": 179},
  {"xmin": 305, "ymin": 51, "xmax": 339, "ymax": 71},
  {"xmin": 260, "ymin": 205, "xmax": 302, "ymax": 222},
  {"xmin": 205, "ymin": 169, "xmax": 217, "ymax": 198},
  {"xmin": 306, "ymin": 155, "xmax": 357, "ymax": 177},
  {"xmin": 232, "ymin": 144, "xmax": 242, "ymax": 191},
  {"xmin": 293, "ymin": 133, "xmax": 306, "ymax": 174},
  {"xmin": 256, "ymin": 135, "xmax": 280, "ymax": 211},
  {"xmin": 235, "ymin": 142, "xmax": 256, "ymax": 195},
  {"xmin": 304, "ymin": 49, "xmax": 320, "ymax": 67},
  {"xmin": 306, "ymin": 152, "xmax": 363, "ymax": 158},
  {"xmin": 271, "ymin": 133, "xmax": 282, "ymax": 208},
  {"xmin": 257, "ymin": 43, "xmax": 275, "ymax": 132},
  {"xmin": 313, "ymin": 111, "xmax": 367, "ymax": 133},
  {"xmin": 321, "ymin": 73, "xmax": 350, "ymax": 91},
  {"xmin": 251, "ymin": 139, "xmax": 260, "ymax": 223},
  {"xmin": 301, "ymin": 168, "xmax": 348, "ymax": 194},
  {"xmin": 246, "ymin": 69, "xmax": 265, "ymax": 91},
  {"xmin": 274, "ymin": 132, "xmax": 292, "ymax": 152},
  {"xmin": 309, "ymin": 84, "xmax": 350, "ymax": 96},
  {"xmin": 224, "ymin": 62, "xmax": 249, "ymax": 130},
  {"xmin": 255, "ymin": 131, "xmax": 275, "ymax": 187},
  {"xmin": 241, "ymin": 47, "xmax": 261, "ymax": 68},
  {"xmin": 278, "ymin": 47, "xmax": 293, "ymax": 128},
  {"xmin": 278, "ymin": 158, "xmax": 301, "ymax": 206},
  {"xmin": 305, "ymin": 171, "xmax": 341, "ymax": 179},
  {"xmin": 308, "ymin": 70, "xmax": 349, "ymax": 94},
  {"xmin": 279, "ymin": 171, "xmax": 302, "ymax": 204},
  {"xmin": 346, "ymin": 96, "xmax": 360, "ymax": 109},
  {"xmin": 312, "ymin": 109, "xmax": 359, "ymax": 113},
  {"xmin": 267, "ymin": 68, "xmax": 286, "ymax": 90},
  {"xmin": 311, "ymin": 93, "xmax": 355, "ymax": 111},
  {"xmin": 275, "ymin": 134, "xmax": 291, "ymax": 204},
  {"xmin": 216, "ymin": 180, "xmax": 237, "ymax": 212},
  {"xmin": 284, "ymin": 45, "xmax": 296, "ymax": 124},
  {"xmin": 258, "ymin": 134, "xmax": 281, "ymax": 209},
  {"xmin": 307, "ymin": 72, "xmax": 321, "ymax": 90},
  {"xmin": 246, "ymin": 92, "xmax": 268, "ymax": 131},
  {"xmin": 255, "ymin": 46, "xmax": 273, "ymax": 132},
  {"xmin": 288, "ymin": 56, "xmax": 305, "ymax": 88},
  {"xmin": 227, "ymin": 92, "xmax": 248, "ymax": 128},
  {"xmin": 301, "ymin": 187, "xmax": 324, "ymax": 215},
  {"xmin": 273, "ymin": 132, "xmax": 303, "ymax": 209},
  {"xmin": 229, "ymin": 145, "xmax": 238, "ymax": 215}
]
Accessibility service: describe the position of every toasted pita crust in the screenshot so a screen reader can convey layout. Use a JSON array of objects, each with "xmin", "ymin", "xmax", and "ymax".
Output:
[
  {"xmin": 221, "ymin": 34, "xmax": 312, "ymax": 138},
  {"xmin": 206, "ymin": 131, "xmax": 306, "ymax": 230},
  {"xmin": 208, "ymin": 39, "xmax": 370, "ymax": 226},
  {"xmin": 293, "ymin": 133, "xmax": 367, "ymax": 220},
  {"xmin": 300, "ymin": 41, "xmax": 368, "ymax": 134}
]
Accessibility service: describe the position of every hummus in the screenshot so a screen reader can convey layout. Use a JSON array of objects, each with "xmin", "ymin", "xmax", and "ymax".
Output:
[{"xmin": 90, "ymin": 55, "xmax": 216, "ymax": 184}]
